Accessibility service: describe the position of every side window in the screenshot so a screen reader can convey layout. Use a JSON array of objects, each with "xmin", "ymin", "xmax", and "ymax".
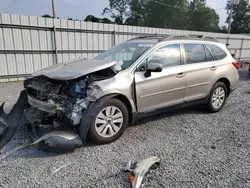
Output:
[
  {"xmin": 148, "ymin": 44, "xmax": 181, "ymax": 68},
  {"xmin": 184, "ymin": 44, "xmax": 206, "ymax": 64},
  {"xmin": 207, "ymin": 45, "xmax": 227, "ymax": 60},
  {"xmin": 204, "ymin": 45, "xmax": 214, "ymax": 61}
]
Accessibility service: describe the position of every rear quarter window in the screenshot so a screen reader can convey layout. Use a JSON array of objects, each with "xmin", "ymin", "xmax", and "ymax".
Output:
[{"xmin": 207, "ymin": 44, "xmax": 227, "ymax": 60}]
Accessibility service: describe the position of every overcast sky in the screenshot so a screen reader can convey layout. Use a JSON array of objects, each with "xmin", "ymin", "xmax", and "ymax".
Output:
[{"xmin": 0, "ymin": 0, "xmax": 228, "ymax": 26}]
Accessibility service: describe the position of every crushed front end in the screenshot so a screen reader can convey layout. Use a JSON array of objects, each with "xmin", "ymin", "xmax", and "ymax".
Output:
[{"xmin": 0, "ymin": 69, "xmax": 114, "ymax": 153}]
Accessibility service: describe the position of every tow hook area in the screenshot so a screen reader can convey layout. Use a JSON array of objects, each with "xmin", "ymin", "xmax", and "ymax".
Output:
[{"xmin": 124, "ymin": 156, "xmax": 161, "ymax": 188}]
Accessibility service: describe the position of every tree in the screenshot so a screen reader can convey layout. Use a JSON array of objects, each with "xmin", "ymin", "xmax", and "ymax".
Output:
[
  {"xmin": 164, "ymin": 0, "xmax": 189, "ymax": 29},
  {"xmin": 48, "ymin": 0, "xmax": 220, "ymax": 33},
  {"xmin": 226, "ymin": 0, "xmax": 250, "ymax": 34},
  {"xmin": 103, "ymin": 0, "xmax": 131, "ymax": 24},
  {"xmin": 220, "ymin": 25, "xmax": 228, "ymax": 33},
  {"xmin": 125, "ymin": 0, "xmax": 148, "ymax": 26},
  {"xmin": 42, "ymin": 14, "xmax": 52, "ymax": 18},
  {"xmin": 84, "ymin": 15, "xmax": 113, "ymax": 24},
  {"xmin": 125, "ymin": 0, "xmax": 189, "ymax": 29},
  {"xmin": 188, "ymin": 0, "xmax": 220, "ymax": 32},
  {"xmin": 68, "ymin": 18, "xmax": 79, "ymax": 21}
]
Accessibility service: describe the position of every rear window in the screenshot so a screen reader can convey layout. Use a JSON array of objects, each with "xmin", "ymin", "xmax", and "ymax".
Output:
[
  {"xmin": 184, "ymin": 44, "xmax": 206, "ymax": 64},
  {"xmin": 207, "ymin": 44, "xmax": 227, "ymax": 60}
]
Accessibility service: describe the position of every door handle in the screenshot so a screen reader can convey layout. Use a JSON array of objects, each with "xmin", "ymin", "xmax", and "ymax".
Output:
[
  {"xmin": 176, "ymin": 73, "xmax": 185, "ymax": 78},
  {"xmin": 210, "ymin": 66, "xmax": 217, "ymax": 71}
]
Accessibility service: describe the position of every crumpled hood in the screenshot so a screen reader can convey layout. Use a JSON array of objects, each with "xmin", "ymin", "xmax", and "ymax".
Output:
[{"xmin": 32, "ymin": 58, "xmax": 118, "ymax": 80}]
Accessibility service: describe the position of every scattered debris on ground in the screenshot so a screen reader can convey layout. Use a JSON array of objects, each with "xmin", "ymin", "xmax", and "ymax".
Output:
[{"xmin": 124, "ymin": 156, "xmax": 161, "ymax": 188}]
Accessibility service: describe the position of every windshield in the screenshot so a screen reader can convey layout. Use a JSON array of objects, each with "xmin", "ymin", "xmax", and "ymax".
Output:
[{"xmin": 96, "ymin": 41, "xmax": 155, "ymax": 70}]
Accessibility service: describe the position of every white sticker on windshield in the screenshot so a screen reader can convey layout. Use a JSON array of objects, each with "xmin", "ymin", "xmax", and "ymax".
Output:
[{"xmin": 138, "ymin": 44, "xmax": 154, "ymax": 47}]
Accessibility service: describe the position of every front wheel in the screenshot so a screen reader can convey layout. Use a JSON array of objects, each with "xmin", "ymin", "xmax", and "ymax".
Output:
[
  {"xmin": 88, "ymin": 98, "xmax": 128, "ymax": 144},
  {"xmin": 205, "ymin": 82, "xmax": 228, "ymax": 113}
]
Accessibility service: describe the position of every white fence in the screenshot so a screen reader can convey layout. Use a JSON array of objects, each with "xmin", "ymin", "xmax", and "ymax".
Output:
[{"xmin": 1, "ymin": 13, "xmax": 250, "ymax": 82}]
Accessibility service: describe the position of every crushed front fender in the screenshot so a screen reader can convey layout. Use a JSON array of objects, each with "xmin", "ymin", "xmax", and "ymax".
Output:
[{"xmin": 0, "ymin": 90, "xmax": 28, "ymax": 151}]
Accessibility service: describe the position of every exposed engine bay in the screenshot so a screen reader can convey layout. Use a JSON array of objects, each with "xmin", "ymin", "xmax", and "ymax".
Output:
[{"xmin": 0, "ymin": 67, "xmax": 117, "ymax": 153}]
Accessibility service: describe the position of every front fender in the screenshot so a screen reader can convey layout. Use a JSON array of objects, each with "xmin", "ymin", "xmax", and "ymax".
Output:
[{"xmin": 78, "ymin": 94, "xmax": 119, "ymax": 144}]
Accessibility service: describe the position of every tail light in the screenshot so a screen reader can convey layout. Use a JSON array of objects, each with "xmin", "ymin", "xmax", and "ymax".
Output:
[{"xmin": 232, "ymin": 61, "xmax": 239, "ymax": 70}]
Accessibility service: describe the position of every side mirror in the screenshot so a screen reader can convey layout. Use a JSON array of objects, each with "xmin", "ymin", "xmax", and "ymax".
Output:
[{"xmin": 144, "ymin": 62, "xmax": 163, "ymax": 77}]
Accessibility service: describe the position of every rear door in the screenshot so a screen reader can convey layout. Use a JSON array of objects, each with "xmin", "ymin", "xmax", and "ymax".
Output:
[{"xmin": 182, "ymin": 43, "xmax": 217, "ymax": 101}]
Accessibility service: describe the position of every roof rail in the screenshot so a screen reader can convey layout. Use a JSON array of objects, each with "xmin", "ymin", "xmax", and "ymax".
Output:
[
  {"xmin": 128, "ymin": 34, "xmax": 170, "ymax": 41},
  {"xmin": 162, "ymin": 34, "xmax": 218, "ymax": 42},
  {"xmin": 128, "ymin": 34, "xmax": 218, "ymax": 42}
]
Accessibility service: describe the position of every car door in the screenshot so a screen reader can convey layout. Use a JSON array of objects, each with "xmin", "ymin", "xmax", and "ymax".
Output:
[
  {"xmin": 134, "ymin": 43, "xmax": 186, "ymax": 113},
  {"xmin": 182, "ymin": 43, "xmax": 217, "ymax": 102}
]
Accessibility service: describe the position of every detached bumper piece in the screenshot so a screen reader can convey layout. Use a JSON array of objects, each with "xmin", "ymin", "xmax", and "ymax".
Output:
[
  {"xmin": 0, "ymin": 90, "xmax": 28, "ymax": 151},
  {"xmin": 32, "ymin": 130, "xmax": 83, "ymax": 153}
]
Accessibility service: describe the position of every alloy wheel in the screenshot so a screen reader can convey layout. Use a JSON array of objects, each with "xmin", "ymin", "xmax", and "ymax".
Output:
[
  {"xmin": 212, "ymin": 87, "xmax": 226, "ymax": 109},
  {"xmin": 94, "ymin": 106, "xmax": 124, "ymax": 138}
]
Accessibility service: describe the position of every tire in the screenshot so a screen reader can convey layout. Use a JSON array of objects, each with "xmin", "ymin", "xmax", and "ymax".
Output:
[
  {"xmin": 88, "ymin": 98, "xmax": 129, "ymax": 144},
  {"xmin": 205, "ymin": 82, "xmax": 228, "ymax": 113}
]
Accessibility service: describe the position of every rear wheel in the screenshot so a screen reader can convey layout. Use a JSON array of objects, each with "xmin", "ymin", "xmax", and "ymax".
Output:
[
  {"xmin": 88, "ymin": 98, "xmax": 128, "ymax": 144},
  {"xmin": 205, "ymin": 82, "xmax": 227, "ymax": 113}
]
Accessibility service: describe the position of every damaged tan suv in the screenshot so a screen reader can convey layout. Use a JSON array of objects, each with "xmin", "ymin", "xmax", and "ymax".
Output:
[{"xmin": 0, "ymin": 35, "xmax": 239, "ymax": 153}]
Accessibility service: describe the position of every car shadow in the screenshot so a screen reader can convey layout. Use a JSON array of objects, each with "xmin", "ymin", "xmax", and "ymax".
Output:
[
  {"xmin": 132, "ymin": 105, "xmax": 205, "ymax": 127},
  {"xmin": 1, "ymin": 104, "xmax": 205, "ymax": 160}
]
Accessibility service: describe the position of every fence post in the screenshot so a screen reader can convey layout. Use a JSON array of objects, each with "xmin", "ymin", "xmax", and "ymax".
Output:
[
  {"xmin": 112, "ymin": 30, "xmax": 116, "ymax": 46},
  {"xmin": 226, "ymin": 37, "xmax": 230, "ymax": 48},
  {"xmin": 53, "ymin": 19, "xmax": 58, "ymax": 64},
  {"xmin": 239, "ymin": 38, "xmax": 244, "ymax": 61}
]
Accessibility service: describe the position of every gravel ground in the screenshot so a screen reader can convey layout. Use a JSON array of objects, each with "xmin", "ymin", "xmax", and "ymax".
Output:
[{"xmin": 0, "ymin": 70, "xmax": 250, "ymax": 188}]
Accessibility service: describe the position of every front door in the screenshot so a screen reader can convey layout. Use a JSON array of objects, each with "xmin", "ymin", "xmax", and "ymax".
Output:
[{"xmin": 134, "ymin": 44, "xmax": 186, "ymax": 113}]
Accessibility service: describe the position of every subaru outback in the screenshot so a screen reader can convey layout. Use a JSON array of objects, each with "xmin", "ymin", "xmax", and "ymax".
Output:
[{"xmin": 0, "ymin": 35, "xmax": 239, "ymax": 152}]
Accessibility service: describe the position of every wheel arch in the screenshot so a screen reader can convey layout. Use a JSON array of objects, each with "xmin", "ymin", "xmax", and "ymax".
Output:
[
  {"xmin": 112, "ymin": 94, "xmax": 134, "ymax": 124},
  {"xmin": 79, "ymin": 93, "xmax": 133, "ymax": 144},
  {"xmin": 215, "ymin": 77, "xmax": 230, "ymax": 97}
]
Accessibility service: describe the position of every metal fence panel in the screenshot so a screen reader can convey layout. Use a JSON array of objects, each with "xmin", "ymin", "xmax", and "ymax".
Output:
[
  {"xmin": 24, "ymin": 54, "xmax": 34, "ymax": 73},
  {"xmin": 0, "ymin": 54, "xmax": 8, "ymax": 75},
  {"xmin": 3, "ymin": 28, "xmax": 14, "ymax": 50},
  {"xmin": 22, "ymin": 29, "xmax": 32, "ymax": 50},
  {"xmin": 1, "ymin": 13, "xmax": 250, "ymax": 82},
  {"xmin": 241, "ymin": 50, "xmax": 250, "ymax": 60},
  {"xmin": 31, "ymin": 30, "xmax": 40, "ymax": 50},
  {"xmin": 41, "ymin": 54, "xmax": 49, "ymax": 68},
  {"xmin": 6, "ymin": 54, "xmax": 17, "ymax": 75},
  {"xmin": 13, "ymin": 29, "xmax": 23, "ymax": 50},
  {"xmin": 229, "ymin": 39, "xmax": 242, "ymax": 49},
  {"xmin": 75, "ymin": 32, "xmax": 81, "ymax": 50},
  {"xmin": 46, "ymin": 31, "xmax": 53, "ymax": 50},
  {"xmin": 10, "ymin": 14, "xmax": 20, "ymax": 25},
  {"xmin": 0, "ymin": 28, "xmax": 4, "ymax": 50},
  {"xmin": 16, "ymin": 54, "xmax": 26, "ymax": 74}
]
